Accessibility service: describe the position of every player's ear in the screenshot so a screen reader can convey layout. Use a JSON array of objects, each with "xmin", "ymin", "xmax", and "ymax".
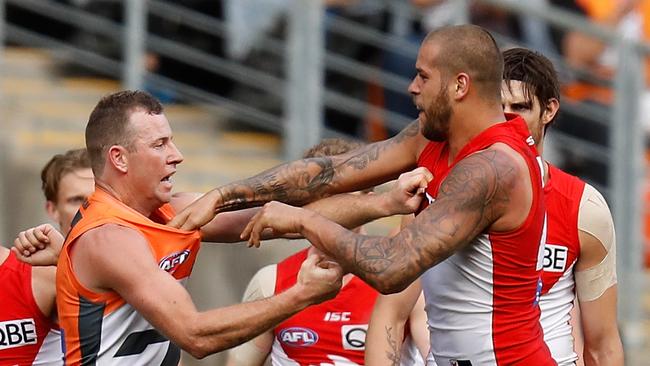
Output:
[
  {"xmin": 453, "ymin": 73, "xmax": 470, "ymax": 100},
  {"xmin": 541, "ymin": 98, "xmax": 559, "ymax": 127},
  {"xmin": 108, "ymin": 145, "xmax": 129, "ymax": 173},
  {"xmin": 45, "ymin": 200, "xmax": 59, "ymax": 223}
]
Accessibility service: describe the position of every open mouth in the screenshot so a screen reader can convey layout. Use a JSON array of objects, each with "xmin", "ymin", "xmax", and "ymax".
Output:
[{"xmin": 161, "ymin": 172, "xmax": 175, "ymax": 184}]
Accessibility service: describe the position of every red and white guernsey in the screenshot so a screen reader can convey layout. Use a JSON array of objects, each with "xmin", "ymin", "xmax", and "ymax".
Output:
[
  {"xmin": 0, "ymin": 250, "xmax": 63, "ymax": 365},
  {"xmin": 272, "ymin": 249, "xmax": 378, "ymax": 366},
  {"xmin": 417, "ymin": 115, "xmax": 554, "ymax": 365},
  {"xmin": 539, "ymin": 164, "xmax": 584, "ymax": 366}
]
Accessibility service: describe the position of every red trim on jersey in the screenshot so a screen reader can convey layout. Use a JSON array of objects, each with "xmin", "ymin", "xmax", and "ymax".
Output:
[{"xmin": 541, "ymin": 164, "xmax": 585, "ymax": 293}]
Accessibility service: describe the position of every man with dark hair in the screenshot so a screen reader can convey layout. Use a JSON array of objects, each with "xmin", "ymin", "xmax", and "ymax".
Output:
[
  {"xmin": 501, "ymin": 47, "xmax": 623, "ymax": 365},
  {"xmin": 173, "ymin": 25, "xmax": 555, "ymax": 365},
  {"xmin": 364, "ymin": 47, "xmax": 624, "ymax": 366}
]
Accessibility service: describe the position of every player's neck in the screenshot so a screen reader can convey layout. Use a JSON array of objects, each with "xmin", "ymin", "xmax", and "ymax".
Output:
[
  {"xmin": 448, "ymin": 105, "xmax": 505, "ymax": 161},
  {"xmin": 95, "ymin": 180, "xmax": 156, "ymax": 217}
]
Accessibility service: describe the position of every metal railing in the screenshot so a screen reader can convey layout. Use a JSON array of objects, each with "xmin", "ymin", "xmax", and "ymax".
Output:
[{"xmin": 0, "ymin": 0, "xmax": 646, "ymax": 359}]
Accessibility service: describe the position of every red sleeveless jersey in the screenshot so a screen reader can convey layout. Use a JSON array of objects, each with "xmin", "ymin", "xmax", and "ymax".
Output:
[
  {"xmin": 272, "ymin": 249, "xmax": 378, "ymax": 365},
  {"xmin": 417, "ymin": 115, "xmax": 555, "ymax": 365},
  {"xmin": 0, "ymin": 251, "xmax": 62, "ymax": 365},
  {"xmin": 541, "ymin": 164, "xmax": 584, "ymax": 293}
]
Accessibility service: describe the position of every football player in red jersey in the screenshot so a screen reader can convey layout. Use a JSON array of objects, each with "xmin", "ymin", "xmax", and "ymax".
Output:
[
  {"xmin": 175, "ymin": 25, "xmax": 555, "ymax": 366},
  {"xmin": 2, "ymin": 148, "xmax": 93, "ymax": 365},
  {"xmin": 365, "ymin": 47, "xmax": 623, "ymax": 366}
]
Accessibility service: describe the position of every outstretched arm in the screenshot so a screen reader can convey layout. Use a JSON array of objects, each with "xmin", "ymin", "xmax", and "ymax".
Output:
[
  {"xmin": 243, "ymin": 147, "xmax": 527, "ymax": 294},
  {"xmin": 71, "ymin": 225, "xmax": 342, "ymax": 359},
  {"xmin": 170, "ymin": 122, "xmax": 426, "ymax": 230},
  {"xmin": 172, "ymin": 167, "xmax": 432, "ymax": 243}
]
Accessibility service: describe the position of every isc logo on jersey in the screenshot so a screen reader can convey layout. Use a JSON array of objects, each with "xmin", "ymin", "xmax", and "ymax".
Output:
[
  {"xmin": 0, "ymin": 319, "xmax": 37, "ymax": 350},
  {"xmin": 159, "ymin": 250, "xmax": 191, "ymax": 274},
  {"xmin": 279, "ymin": 327, "xmax": 319, "ymax": 347},
  {"xmin": 543, "ymin": 243, "xmax": 568, "ymax": 273}
]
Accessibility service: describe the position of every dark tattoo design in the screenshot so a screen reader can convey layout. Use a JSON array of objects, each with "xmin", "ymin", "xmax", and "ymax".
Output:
[
  {"xmin": 331, "ymin": 149, "xmax": 518, "ymax": 293},
  {"xmin": 215, "ymin": 121, "xmax": 421, "ymax": 212},
  {"xmin": 385, "ymin": 326, "xmax": 401, "ymax": 366},
  {"xmin": 339, "ymin": 121, "xmax": 419, "ymax": 171}
]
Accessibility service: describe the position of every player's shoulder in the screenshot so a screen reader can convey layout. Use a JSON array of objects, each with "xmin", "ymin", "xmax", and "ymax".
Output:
[
  {"xmin": 579, "ymin": 183, "xmax": 612, "ymax": 224},
  {"xmin": 462, "ymin": 143, "xmax": 529, "ymax": 180},
  {"xmin": 243, "ymin": 264, "xmax": 278, "ymax": 302},
  {"xmin": 74, "ymin": 224, "xmax": 148, "ymax": 258}
]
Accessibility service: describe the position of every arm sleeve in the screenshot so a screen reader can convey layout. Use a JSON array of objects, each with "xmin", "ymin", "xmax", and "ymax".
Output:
[{"xmin": 575, "ymin": 184, "xmax": 617, "ymax": 302}]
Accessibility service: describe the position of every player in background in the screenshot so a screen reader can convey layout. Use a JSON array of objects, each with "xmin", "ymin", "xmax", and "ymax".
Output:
[
  {"xmin": 227, "ymin": 138, "xmax": 428, "ymax": 366},
  {"xmin": 1, "ymin": 148, "xmax": 93, "ymax": 365}
]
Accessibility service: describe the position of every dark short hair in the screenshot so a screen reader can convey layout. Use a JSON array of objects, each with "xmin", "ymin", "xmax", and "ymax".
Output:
[
  {"xmin": 85, "ymin": 90, "xmax": 163, "ymax": 175},
  {"xmin": 502, "ymin": 47, "xmax": 561, "ymax": 131},
  {"xmin": 41, "ymin": 148, "xmax": 91, "ymax": 202},
  {"xmin": 425, "ymin": 24, "xmax": 503, "ymax": 102}
]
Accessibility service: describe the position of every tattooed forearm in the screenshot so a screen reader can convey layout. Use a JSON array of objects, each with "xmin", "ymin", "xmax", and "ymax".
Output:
[
  {"xmin": 310, "ymin": 148, "xmax": 519, "ymax": 294},
  {"xmin": 216, "ymin": 157, "xmax": 336, "ymax": 212},
  {"xmin": 216, "ymin": 122, "xmax": 422, "ymax": 212},
  {"xmin": 385, "ymin": 326, "xmax": 401, "ymax": 366}
]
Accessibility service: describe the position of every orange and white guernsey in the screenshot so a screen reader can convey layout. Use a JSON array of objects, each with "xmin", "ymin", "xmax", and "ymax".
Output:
[
  {"xmin": 416, "ymin": 115, "xmax": 555, "ymax": 366},
  {"xmin": 56, "ymin": 188, "xmax": 201, "ymax": 365}
]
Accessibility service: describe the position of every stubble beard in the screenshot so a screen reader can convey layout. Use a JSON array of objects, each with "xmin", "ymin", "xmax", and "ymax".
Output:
[{"xmin": 421, "ymin": 87, "xmax": 452, "ymax": 142}]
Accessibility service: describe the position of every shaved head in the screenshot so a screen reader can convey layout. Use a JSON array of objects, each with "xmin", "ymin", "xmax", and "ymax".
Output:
[{"xmin": 424, "ymin": 24, "xmax": 503, "ymax": 102}]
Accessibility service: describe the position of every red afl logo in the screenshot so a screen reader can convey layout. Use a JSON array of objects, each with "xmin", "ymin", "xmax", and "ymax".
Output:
[
  {"xmin": 158, "ymin": 250, "xmax": 190, "ymax": 274},
  {"xmin": 278, "ymin": 327, "xmax": 319, "ymax": 347}
]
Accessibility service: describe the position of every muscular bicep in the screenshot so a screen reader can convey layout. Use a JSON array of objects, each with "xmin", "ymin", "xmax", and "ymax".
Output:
[
  {"xmin": 339, "ymin": 148, "xmax": 523, "ymax": 292},
  {"xmin": 74, "ymin": 226, "xmax": 198, "ymax": 343},
  {"xmin": 395, "ymin": 148, "xmax": 521, "ymax": 268}
]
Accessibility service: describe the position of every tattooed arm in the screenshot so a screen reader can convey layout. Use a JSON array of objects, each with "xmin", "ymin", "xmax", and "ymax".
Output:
[
  {"xmin": 242, "ymin": 144, "xmax": 532, "ymax": 293},
  {"xmin": 169, "ymin": 121, "xmax": 426, "ymax": 230}
]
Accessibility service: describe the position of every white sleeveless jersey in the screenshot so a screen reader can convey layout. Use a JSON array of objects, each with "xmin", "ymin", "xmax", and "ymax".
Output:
[
  {"xmin": 539, "ymin": 263, "xmax": 577, "ymax": 366},
  {"xmin": 417, "ymin": 116, "xmax": 553, "ymax": 365}
]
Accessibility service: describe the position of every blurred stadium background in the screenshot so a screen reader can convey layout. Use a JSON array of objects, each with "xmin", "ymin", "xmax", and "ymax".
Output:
[{"xmin": 0, "ymin": 0, "xmax": 648, "ymax": 364}]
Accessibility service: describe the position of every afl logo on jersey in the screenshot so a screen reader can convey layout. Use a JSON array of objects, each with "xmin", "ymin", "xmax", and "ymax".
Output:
[
  {"xmin": 278, "ymin": 327, "xmax": 319, "ymax": 347},
  {"xmin": 159, "ymin": 250, "xmax": 191, "ymax": 274}
]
